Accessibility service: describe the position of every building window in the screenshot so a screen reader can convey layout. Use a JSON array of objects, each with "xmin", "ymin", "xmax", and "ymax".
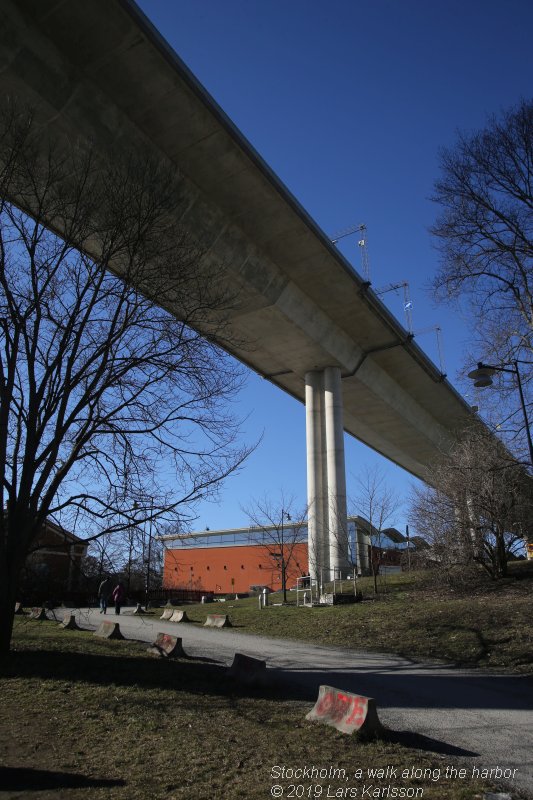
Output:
[
  {"xmin": 241, "ymin": 565, "xmax": 244, "ymax": 569},
  {"xmin": 224, "ymin": 565, "xmax": 227, "ymax": 570},
  {"xmin": 207, "ymin": 566, "xmax": 210, "ymax": 571}
]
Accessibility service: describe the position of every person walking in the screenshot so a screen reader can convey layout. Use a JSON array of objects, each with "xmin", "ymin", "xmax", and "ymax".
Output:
[
  {"xmin": 112, "ymin": 581, "xmax": 126, "ymax": 615},
  {"xmin": 98, "ymin": 575, "xmax": 112, "ymax": 614}
]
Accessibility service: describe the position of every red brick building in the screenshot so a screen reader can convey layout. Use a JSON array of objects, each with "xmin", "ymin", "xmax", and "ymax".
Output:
[
  {"xmin": 161, "ymin": 518, "xmax": 373, "ymax": 594},
  {"xmin": 164, "ymin": 540, "xmax": 309, "ymax": 595},
  {"xmin": 21, "ymin": 520, "xmax": 88, "ymax": 596}
]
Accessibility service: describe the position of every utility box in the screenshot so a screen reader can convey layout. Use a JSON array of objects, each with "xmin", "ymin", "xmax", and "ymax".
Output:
[{"xmin": 322, "ymin": 593, "xmax": 361, "ymax": 605}]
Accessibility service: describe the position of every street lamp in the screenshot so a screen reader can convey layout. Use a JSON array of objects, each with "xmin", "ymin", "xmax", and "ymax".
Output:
[
  {"xmin": 144, "ymin": 497, "xmax": 154, "ymax": 609},
  {"xmin": 133, "ymin": 498, "xmax": 154, "ymax": 609},
  {"xmin": 279, "ymin": 510, "xmax": 291, "ymax": 603},
  {"xmin": 127, "ymin": 505, "xmax": 137, "ymax": 593},
  {"xmin": 467, "ymin": 360, "xmax": 533, "ymax": 465}
]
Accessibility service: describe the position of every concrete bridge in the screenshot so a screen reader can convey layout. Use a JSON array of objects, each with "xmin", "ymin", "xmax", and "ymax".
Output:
[{"xmin": 0, "ymin": 0, "xmax": 476, "ymax": 582}]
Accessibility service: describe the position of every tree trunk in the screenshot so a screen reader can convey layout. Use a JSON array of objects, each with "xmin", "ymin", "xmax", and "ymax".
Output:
[
  {"xmin": 0, "ymin": 555, "xmax": 20, "ymax": 655},
  {"xmin": 496, "ymin": 529, "xmax": 508, "ymax": 577},
  {"xmin": 370, "ymin": 553, "xmax": 379, "ymax": 595}
]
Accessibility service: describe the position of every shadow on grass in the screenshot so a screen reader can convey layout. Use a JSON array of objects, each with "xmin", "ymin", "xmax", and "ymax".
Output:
[
  {"xmin": 0, "ymin": 648, "xmax": 303, "ymax": 702},
  {"xmin": 434, "ymin": 623, "xmax": 515, "ymax": 667},
  {"xmin": 0, "ymin": 651, "xmax": 486, "ymax": 763},
  {"xmin": 391, "ymin": 620, "xmax": 531, "ymax": 673},
  {"xmin": 0, "ymin": 766, "xmax": 126, "ymax": 790},
  {"xmin": 382, "ymin": 730, "xmax": 478, "ymax": 757}
]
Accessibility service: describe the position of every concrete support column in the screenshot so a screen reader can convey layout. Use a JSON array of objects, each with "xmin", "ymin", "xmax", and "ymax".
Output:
[
  {"xmin": 305, "ymin": 367, "xmax": 348, "ymax": 586},
  {"xmin": 305, "ymin": 371, "xmax": 329, "ymax": 586},
  {"xmin": 324, "ymin": 366, "xmax": 348, "ymax": 579}
]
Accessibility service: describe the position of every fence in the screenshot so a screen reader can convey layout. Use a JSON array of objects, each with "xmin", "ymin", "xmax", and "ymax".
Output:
[{"xmin": 148, "ymin": 587, "xmax": 214, "ymax": 605}]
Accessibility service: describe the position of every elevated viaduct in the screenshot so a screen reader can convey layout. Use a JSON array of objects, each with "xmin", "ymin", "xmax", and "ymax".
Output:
[{"xmin": 0, "ymin": 0, "xmax": 476, "ymax": 581}]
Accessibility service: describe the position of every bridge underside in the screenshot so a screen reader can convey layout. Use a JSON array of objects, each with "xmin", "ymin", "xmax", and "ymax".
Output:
[{"xmin": 0, "ymin": 0, "xmax": 476, "ymax": 581}]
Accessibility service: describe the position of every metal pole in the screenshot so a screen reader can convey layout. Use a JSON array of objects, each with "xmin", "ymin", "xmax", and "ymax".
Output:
[
  {"xmin": 514, "ymin": 361, "xmax": 533, "ymax": 466},
  {"xmin": 470, "ymin": 360, "xmax": 533, "ymax": 466},
  {"xmin": 127, "ymin": 534, "xmax": 133, "ymax": 593},
  {"xmin": 145, "ymin": 498, "xmax": 153, "ymax": 609},
  {"xmin": 281, "ymin": 511, "xmax": 286, "ymax": 603}
]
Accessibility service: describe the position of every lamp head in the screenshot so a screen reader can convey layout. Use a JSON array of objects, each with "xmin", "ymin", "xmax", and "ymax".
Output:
[{"xmin": 467, "ymin": 363, "xmax": 495, "ymax": 388}]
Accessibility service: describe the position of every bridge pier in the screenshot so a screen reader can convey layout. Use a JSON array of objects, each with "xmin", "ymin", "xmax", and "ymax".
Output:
[{"xmin": 305, "ymin": 367, "xmax": 348, "ymax": 587}]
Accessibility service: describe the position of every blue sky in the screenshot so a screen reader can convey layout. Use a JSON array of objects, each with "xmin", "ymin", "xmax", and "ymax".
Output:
[{"xmin": 136, "ymin": 0, "xmax": 533, "ymax": 532}]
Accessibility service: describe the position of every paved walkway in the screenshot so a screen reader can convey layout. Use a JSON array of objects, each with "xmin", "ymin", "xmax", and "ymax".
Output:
[{"xmin": 69, "ymin": 606, "xmax": 533, "ymax": 794}]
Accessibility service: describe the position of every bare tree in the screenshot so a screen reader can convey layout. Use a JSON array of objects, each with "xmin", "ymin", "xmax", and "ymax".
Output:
[
  {"xmin": 116, "ymin": 537, "xmax": 164, "ymax": 597},
  {"xmin": 352, "ymin": 466, "xmax": 401, "ymax": 595},
  {"xmin": 243, "ymin": 493, "xmax": 307, "ymax": 602},
  {"xmin": 430, "ymin": 99, "xmax": 533, "ymax": 460},
  {"xmin": 410, "ymin": 426, "xmax": 531, "ymax": 583},
  {"xmin": 80, "ymin": 523, "xmax": 162, "ymax": 598},
  {"xmin": 0, "ymin": 104, "xmax": 252, "ymax": 652},
  {"xmin": 84, "ymin": 535, "xmax": 123, "ymax": 587}
]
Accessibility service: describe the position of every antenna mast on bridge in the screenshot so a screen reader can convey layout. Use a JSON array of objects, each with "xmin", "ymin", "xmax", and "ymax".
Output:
[
  {"xmin": 330, "ymin": 223, "xmax": 370, "ymax": 282},
  {"xmin": 375, "ymin": 281, "xmax": 413, "ymax": 333},
  {"xmin": 412, "ymin": 325, "xmax": 446, "ymax": 374}
]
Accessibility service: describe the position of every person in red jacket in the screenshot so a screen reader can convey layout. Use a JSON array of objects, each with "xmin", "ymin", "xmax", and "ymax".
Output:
[{"xmin": 112, "ymin": 582, "xmax": 126, "ymax": 615}]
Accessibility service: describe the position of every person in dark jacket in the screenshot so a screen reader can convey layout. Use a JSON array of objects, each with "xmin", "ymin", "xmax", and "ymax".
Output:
[{"xmin": 98, "ymin": 576, "xmax": 113, "ymax": 614}]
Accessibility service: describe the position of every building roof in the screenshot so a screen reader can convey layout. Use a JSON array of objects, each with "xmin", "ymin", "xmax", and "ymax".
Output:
[
  {"xmin": 161, "ymin": 518, "xmax": 418, "ymax": 554},
  {"xmin": 160, "ymin": 516, "xmax": 374, "ymax": 546},
  {"xmin": 409, "ymin": 535, "xmax": 430, "ymax": 549},
  {"xmin": 381, "ymin": 527, "xmax": 407, "ymax": 544},
  {"xmin": 43, "ymin": 519, "xmax": 87, "ymax": 545},
  {"xmin": 160, "ymin": 521, "xmax": 305, "ymax": 541}
]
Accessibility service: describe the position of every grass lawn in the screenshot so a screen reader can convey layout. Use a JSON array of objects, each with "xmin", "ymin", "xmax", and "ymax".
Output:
[
  {"xmin": 1, "ymin": 565, "xmax": 531, "ymax": 798},
  {"xmin": 0, "ymin": 621, "xmax": 511, "ymax": 800},
  {"xmin": 169, "ymin": 563, "xmax": 533, "ymax": 674}
]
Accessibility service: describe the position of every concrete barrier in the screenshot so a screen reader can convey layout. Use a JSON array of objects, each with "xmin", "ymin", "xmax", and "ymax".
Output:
[
  {"xmin": 29, "ymin": 607, "xmax": 47, "ymax": 620},
  {"xmin": 59, "ymin": 612, "xmax": 81, "ymax": 630},
  {"xmin": 169, "ymin": 610, "xmax": 190, "ymax": 623},
  {"xmin": 160, "ymin": 609, "xmax": 173, "ymax": 620},
  {"xmin": 227, "ymin": 652, "xmax": 267, "ymax": 685},
  {"xmin": 147, "ymin": 632, "xmax": 187, "ymax": 658},
  {"xmin": 305, "ymin": 685, "xmax": 383, "ymax": 736},
  {"xmin": 133, "ymin": 604, "xmax": 146, "ymax": 615},
  {"xmin": 204, "ymin": 614, "xmax": 232, "ymax": 628},
  {"xmin": 94, "ymin": 621, "xmax": 125, "ymax": 640}
]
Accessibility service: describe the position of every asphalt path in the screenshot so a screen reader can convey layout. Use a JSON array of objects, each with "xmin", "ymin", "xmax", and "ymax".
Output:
[{"xmin": 66, "ymin": 606, "xmax": 533, "ymax": 794}]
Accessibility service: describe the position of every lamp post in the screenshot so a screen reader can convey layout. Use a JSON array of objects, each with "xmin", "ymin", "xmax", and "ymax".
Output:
[
  {"xmin": 279, "ymin": 510, "xmax": 291, "ymax": 603},
  {"xmin": 144, "ymin": 497, "xmax": 154, "ymax": 609},
  {"xmin": 126, "ymin": 520, "xmax": 134, "ymax": 594},
  {"xmin": 134, "ymin": 498, "xmax": 154, "ymax": 608},
  {"xmin": 467, "ymin": 360, "xmax": 533, "ymax": 466}
]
